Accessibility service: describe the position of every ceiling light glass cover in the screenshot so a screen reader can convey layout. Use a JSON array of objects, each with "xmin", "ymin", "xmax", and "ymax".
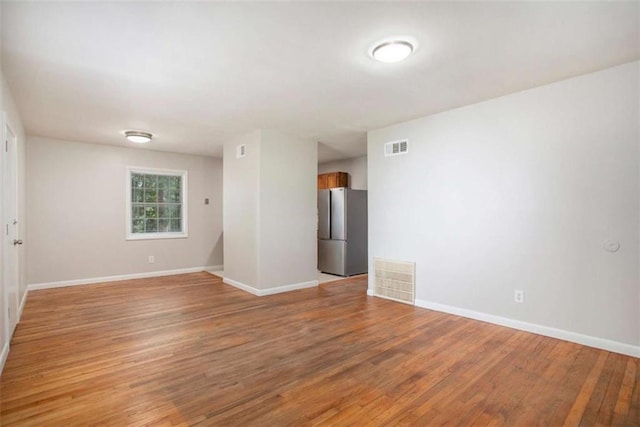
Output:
[
  {"xmin": 371, "ymin": 39, "xmax": 415, "ymax": 63},
  {"xmin": 125, "ymin": 131, "xmax": 153, "ymax": 144}
]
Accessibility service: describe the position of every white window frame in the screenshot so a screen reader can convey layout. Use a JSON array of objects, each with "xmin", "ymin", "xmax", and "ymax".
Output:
[{"xmin": 126, "ymin": 166, "xmax": 188, "ymax": 240}]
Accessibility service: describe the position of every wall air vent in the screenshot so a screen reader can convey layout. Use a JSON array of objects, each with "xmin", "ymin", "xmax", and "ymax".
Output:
[
  {"xmin": 384, "ymin": 139, "xmax": 408, "ymax": 157},
  {"xmin": 373, "ymin": 258, "xmax": 415, "ymax": 305},
  {"xmin": 236, "ymin": 144, "xmax": 246, "ymax": 159}
]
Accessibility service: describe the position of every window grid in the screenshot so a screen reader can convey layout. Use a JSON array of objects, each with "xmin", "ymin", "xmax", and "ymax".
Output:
[{"xmin": 130, "ymin": 173, "xmax": 183, "ymax": 235}]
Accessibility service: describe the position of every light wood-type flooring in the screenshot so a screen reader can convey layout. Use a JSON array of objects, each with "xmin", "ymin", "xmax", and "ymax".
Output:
[{"xmin": 1, "ymin": 272, "xmax": 638, "ymax": 426}]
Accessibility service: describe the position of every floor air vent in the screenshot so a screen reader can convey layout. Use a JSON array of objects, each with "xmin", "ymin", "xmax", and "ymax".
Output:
[{"xmin": 374, "ymin": 258, "xmax": 415, "ymax": 305}]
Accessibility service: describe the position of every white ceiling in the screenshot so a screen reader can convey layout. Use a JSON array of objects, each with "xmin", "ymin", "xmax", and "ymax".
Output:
[{"xmin": 2, "ymin": 2, "xmax": 638, "ymax": 162}]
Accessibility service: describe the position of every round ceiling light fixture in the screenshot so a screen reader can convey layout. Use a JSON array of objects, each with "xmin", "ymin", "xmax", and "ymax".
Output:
[
  {"xmin": 125, "ymin": 130, "xmax": 153, "ymax": 144},
  {"xmin": 371, "ymin": 38, "xmax": 415, "ymax": 63}
]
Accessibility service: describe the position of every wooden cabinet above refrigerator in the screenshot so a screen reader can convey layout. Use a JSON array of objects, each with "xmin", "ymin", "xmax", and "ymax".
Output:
[{"xmin": 318, "ymin": 172, "xmax": 348, "ymax": 189}]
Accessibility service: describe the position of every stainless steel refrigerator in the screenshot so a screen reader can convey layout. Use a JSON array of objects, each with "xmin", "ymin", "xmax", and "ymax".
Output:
[{"xmin": 318, "ymin": 188, "xmax": 368, "ymax": 276}]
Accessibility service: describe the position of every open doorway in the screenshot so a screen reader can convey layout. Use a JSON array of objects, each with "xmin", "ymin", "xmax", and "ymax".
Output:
[{"xmin": 316, "ymin": 155, "xmax": 369, "ymax": 282}]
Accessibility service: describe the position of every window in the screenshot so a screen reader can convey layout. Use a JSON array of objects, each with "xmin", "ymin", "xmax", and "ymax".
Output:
[{"xmin": 126, "ymin": 167, "xmax": 188, "ymax": 240}]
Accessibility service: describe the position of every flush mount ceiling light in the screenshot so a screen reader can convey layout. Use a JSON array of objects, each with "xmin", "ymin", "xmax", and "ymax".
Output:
[
  {"xmin": 125, "ymin": 131, "xmax": 153, "ymax": 144},
  {"xmin": 370, "ymin": 38, "xmax": 415, "ymax": 63}
]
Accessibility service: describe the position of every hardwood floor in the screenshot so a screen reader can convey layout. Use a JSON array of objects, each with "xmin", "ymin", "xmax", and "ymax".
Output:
[{"xmin": 1, "ymin": 272, "xmax": 638, "ymax": 426}]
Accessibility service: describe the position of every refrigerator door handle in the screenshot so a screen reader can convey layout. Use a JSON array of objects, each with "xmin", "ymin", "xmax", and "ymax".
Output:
[{"xmin": 328, "ymin": 190, "xmax": 332, "ymax": 239}]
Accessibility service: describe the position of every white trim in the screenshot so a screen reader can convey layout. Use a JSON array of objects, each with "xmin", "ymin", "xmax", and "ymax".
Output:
[
  {"xmin": 223, "ymin": 277, "xmax": 319, "ymax": 296},
  {"xmin": 27, "ymin": 265, "xmax": 223, "ymax": 291},
  {"xmin": 125, "ymin": 166, "xmax": 189, "ymax": 240},
  {"xmin": 0, "ymin": 341, "xmax": 8, "ymax": 374},
  {"xmin": 366, "ymin": 288, "xmax": 375, "ymax": 296},
  {"xmin": 17, "ymin": 288, "xmax": 27, "ymax": 322},
  {"xmin": 223, "ymin": 278, "xmax": 261, "ymax": 295},
  {"xmin": 414, "ymin": 298, "xmax": 640, "ymax": 358},
  {"xmin": 1, "ymin": 111, "xmax": 7, "ymax": 346},
  {"xmin": 125, "ymin": 232, "xmax": 188, "ymax": 241},
  {"xmin": 259, "ymin": 280, "xmax": 318, "ymax": 296}
]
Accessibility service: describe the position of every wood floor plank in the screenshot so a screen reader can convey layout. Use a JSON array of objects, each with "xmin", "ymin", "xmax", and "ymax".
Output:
[
  {"xmin": 612, "ymin": 359, "xmax": 638, "ymax": 424},
  {"xmin": 564, "ymin": 351, "xmax": 609, "ymax": 426},
  {"xmin": 1, "ymin": 272, "xmax": 638, "ymax": 426}
]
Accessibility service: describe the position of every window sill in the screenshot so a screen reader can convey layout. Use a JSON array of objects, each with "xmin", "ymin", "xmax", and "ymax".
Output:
[{"xmin": 126, "ymin": 232, "xmax": 188, "ymax": 241}]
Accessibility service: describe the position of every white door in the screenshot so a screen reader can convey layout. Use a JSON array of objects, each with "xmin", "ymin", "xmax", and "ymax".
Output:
[
  {"xmin": 0, "ymin": 118, "xmax": 4, "ymax": 345},
  {"xmin": 4, "ymin": 123, "xmax": 20, "ymax": 335}
]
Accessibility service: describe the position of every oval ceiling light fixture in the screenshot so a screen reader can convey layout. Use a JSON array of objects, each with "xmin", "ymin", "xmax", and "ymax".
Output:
[
  {"xmin": 370, "ymin": 37, "xmax": 417, "ymax": 63},
  {"xmin": 125, "ymin": 130, "xmax": 153, "ymax": 144}
]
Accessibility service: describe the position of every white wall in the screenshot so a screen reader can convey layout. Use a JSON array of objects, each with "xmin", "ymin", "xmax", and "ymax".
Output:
[
  {"xmin": 223, "ymin": 130, "xmax": 261, "ymax": 288},
  {"xmin": 26, "ymin": 137, "xmax": 223, "ymax": 285},
  {"xmin": 223, "ymin": 130, "xmax": 317, "ymax": 293},
  {"xmin": 259, "ymin": 130, "xmax": 317, "ymax": 289},
  {"xmin": 368, "ymin": 61, "xmax": 639, "ymax": 351},
  {"xmin": 318, "ymin": 156, "xmax": 367, "ymax": 190}
]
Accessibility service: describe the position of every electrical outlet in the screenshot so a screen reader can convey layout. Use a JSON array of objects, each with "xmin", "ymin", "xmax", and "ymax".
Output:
[
  {"xmin": 514, "ymin": 290, "xmax": 524, "ymax": 303},
  {"xmin": 148, "ymin": 255, "xmax": 155, "ymax": 264}
]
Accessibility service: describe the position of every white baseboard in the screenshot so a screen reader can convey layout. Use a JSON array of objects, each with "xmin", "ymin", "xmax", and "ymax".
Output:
[
  {"xmin": 223, "ymin": 277, "xmax": 318, "ymax": 296},
  {"xmin": 18, "ymin": 289, "xmax": 28, "ymax": 322},
  {"xmin": 0, "ymin": 341, "xmax": 8, "ymax": 375},
  {"xmin": 222, "ymin": 278, "xmax": 260, "ymax": 295},
  {"xmin": 414, "ymin": 298, "xmax": 640, "ymax": 358},
  {"xmin": 260, "ymin": 279, "xmax": 318, "ymax": 296},
  {"xmin": 204, "ymin": 265, "xmax": 224, "ymax": 273},
  {"xmin": 366, "ymin": 288, "xmax": 374, "ymax": 296},
  {"xmin": 27, "ymin": 265, "xmax": 224, "ymax": 291}
]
